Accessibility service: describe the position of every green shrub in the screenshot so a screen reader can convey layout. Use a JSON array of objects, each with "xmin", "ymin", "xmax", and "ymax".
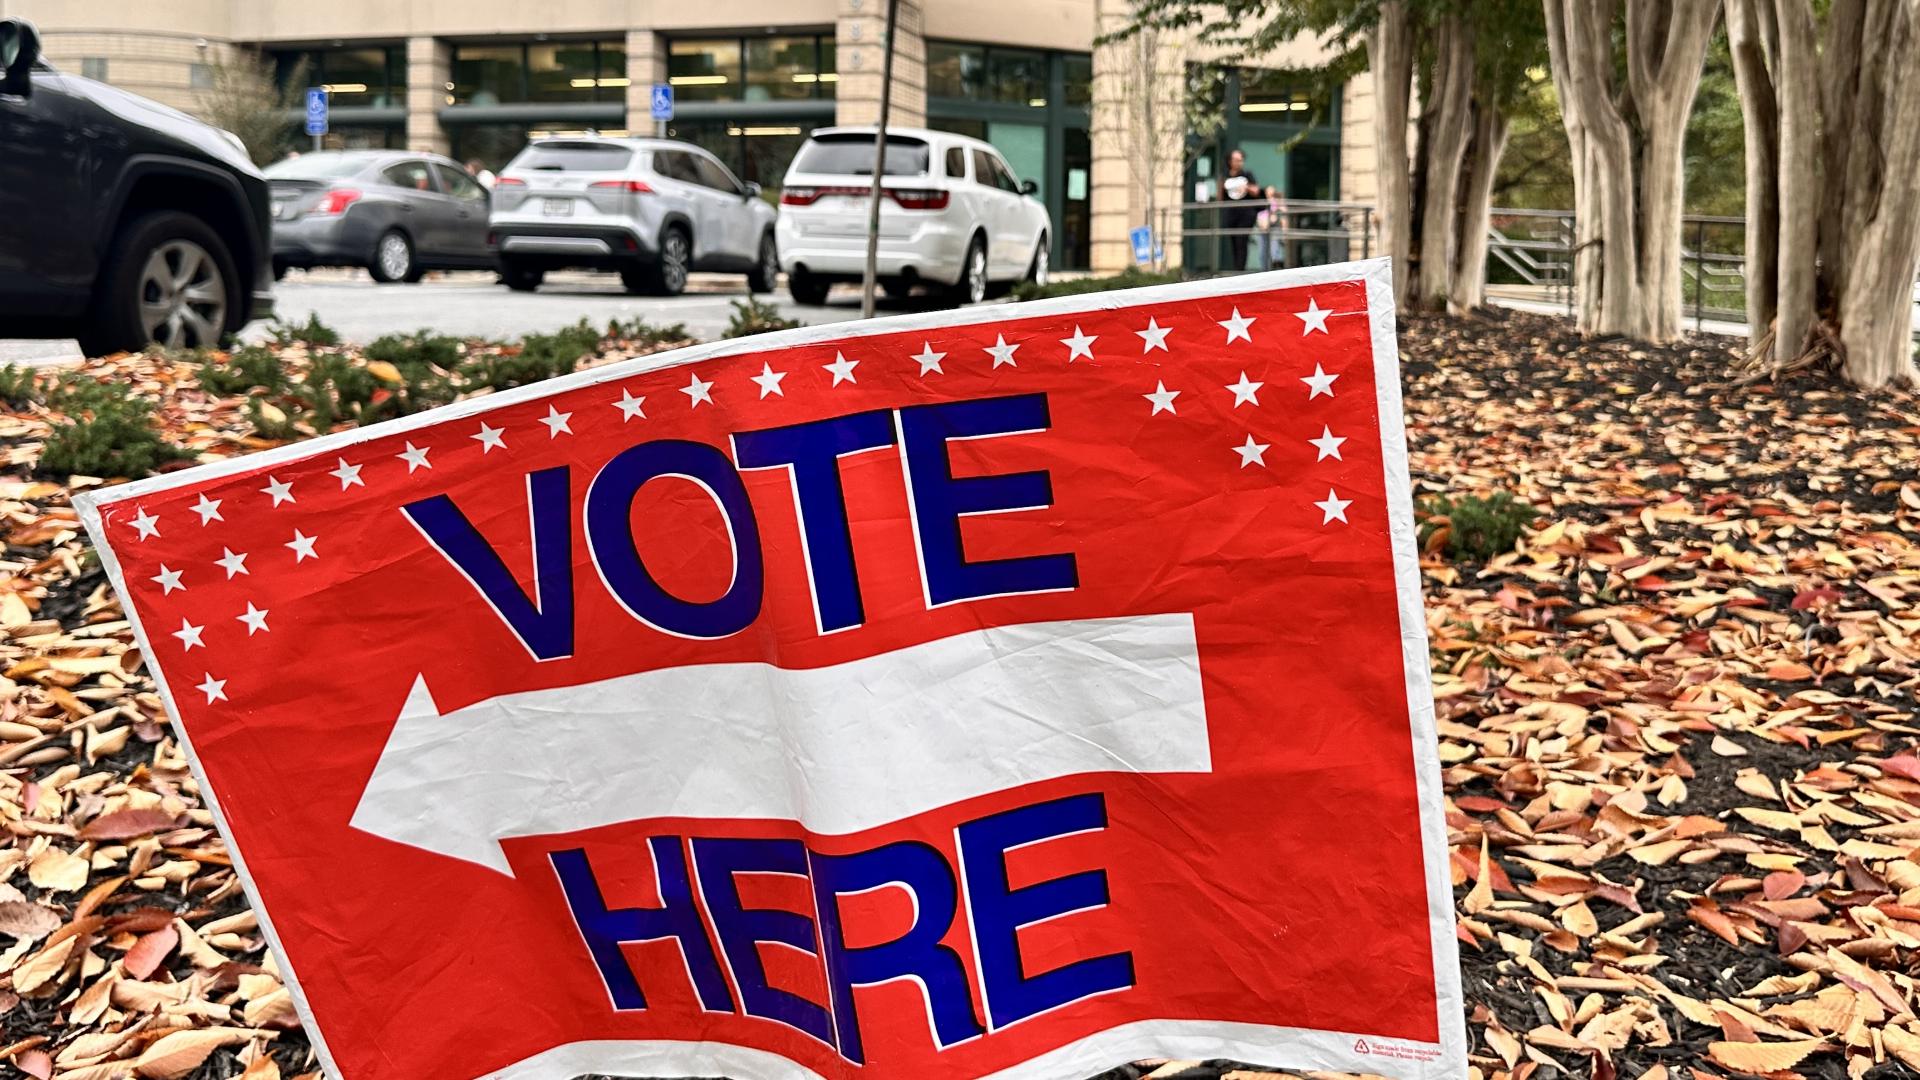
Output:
[
  {"xmin": 0, "ymin": 364, "xmax": 42, "ymax": 406},
  {"xmin": 1011, "ymin": 266, "xmax": 1183, "ymax": 303},
  {"xmin": 1418, "ymin": 492, "xmax": 1539, "ymax": 562},
  {"xmin": 366, "ymin": 330, "xmax": 464, "ymax": 372},
  {"xmin": 605, "ymin": 317, "xmax": 692, "ymax": 347},
  {"xmin": 722, "ymin": 297, "xmax": 800, "ymax": 339},
  {"xmin": 244, "ymin": 396, "xmax": 301, "ymax": 440},
  {"xmin": 39, "ymin": 377, "xmax": 190, "ymax": 480},
  {"xmin": 296, "ymin": 353, "xmax": 396, "ymax": 430},
  {"xmin": 460, "ymin": 320, "xmax": 601, "ymax": 392},
  {"xmin": 268, "ymin": 313, "xmax": 341, "ymax": 350},
  {"xmin": 198, "ymin": 345, "xmax": 288, "ymax": 396},
  {"xmin": 363, "ymin": 331, "xmax": 461, "ymax": 415}
]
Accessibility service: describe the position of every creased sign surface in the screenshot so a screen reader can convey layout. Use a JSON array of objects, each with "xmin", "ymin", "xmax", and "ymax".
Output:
[{"xmin": 78, "ymin": 259, "xmax": 1465, "ymax": 1080}]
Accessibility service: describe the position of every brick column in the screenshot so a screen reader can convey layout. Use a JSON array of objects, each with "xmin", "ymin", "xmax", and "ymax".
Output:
[
  {"xmin": 1089, "ymin": 10, "xmax": 1190, "ymax": 273},
  {"xmin": 834, "ymin": 0, "xmax": 926, "ymax": 128},
  {"xmin": 1338, "ymin": 76, "xmax": 1378, "ymax": 257},
  {"xmin": 405, "ymin": 36, "xmax": 452, "ymax": 155},
  {"xmin": 624, "ymin": 29, "xmax": 667, "ymax": 137}
]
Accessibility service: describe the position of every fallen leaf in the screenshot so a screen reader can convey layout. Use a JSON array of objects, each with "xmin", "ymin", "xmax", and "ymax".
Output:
[
  {"xmin": 122, "ymin": 925, "xmax": 177, "ymax": 980},
  {"xmin": 79, "ymin": 808, "xmax": 182, "ymax": 841},
  {"xmin": 25, "ymin": 847, "xmax": 88, "ymax": 893},
  {"xmin": 132, "ymin": 1028, "xmax": 253, "ymax": 1080},
  {"xmin": 0, "ymin": 901, "xmax": 62, "ymax": 941},
  {"xmin": 1706, "ymin": 1038, "xmax": 1827, "ymax": 1073}
]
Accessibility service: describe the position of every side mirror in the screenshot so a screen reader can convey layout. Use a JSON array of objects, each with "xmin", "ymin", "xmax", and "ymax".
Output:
[
  {"xmin": 0, "ymin": 18, "xmax": 39, "ymax": 98},
  {"xmin": 743, "ymin": 181, "xmax": 763, "ymax": 199},
  {"xmin": 1020, "ymin": 179, "xmax": 1038, "ymax": 197}
]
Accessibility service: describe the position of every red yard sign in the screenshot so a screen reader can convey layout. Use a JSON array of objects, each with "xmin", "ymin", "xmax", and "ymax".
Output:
[{"xmin": 79, "ymin": 259, "xmax": 1465, "ymax": 1079}]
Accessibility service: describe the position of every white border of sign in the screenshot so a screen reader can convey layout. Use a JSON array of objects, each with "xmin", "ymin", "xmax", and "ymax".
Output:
[{"xmin": 76, "ymin": 258, "xmax": 1465, "ymax": 1080}]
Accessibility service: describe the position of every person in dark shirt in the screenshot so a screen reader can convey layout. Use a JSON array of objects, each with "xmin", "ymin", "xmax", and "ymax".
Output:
[{"xmin": 1221, "ymin": 149, "xmax": 1261, "ymax": 271}]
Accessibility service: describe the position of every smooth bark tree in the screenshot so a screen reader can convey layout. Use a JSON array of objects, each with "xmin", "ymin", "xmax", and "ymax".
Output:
[
  {"xmin": 1542, "ymin": 0, "xmax": 1720, "ymax": 343},
  {"xmin": 1369, "ymin": 1, "xmax": 1416, "ymax": 309},
  {"xmin": 1727, "ymin": 0, "xmax": 1920, "ymax": 387}
]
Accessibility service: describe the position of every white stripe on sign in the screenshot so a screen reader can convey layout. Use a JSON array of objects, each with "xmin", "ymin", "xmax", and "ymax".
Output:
[{"xmin": 350, "ymin": 612, "xmax": 1210, "ymax": 875}]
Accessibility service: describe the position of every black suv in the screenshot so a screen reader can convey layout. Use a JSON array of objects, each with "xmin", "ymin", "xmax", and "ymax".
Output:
[{"xmin": 0, "ymin": 18, "xmax": 273, "ymax": 353}]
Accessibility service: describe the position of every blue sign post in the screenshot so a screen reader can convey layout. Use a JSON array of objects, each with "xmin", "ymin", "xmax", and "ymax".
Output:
[
  {"xmin": 304, "ymin": 88, "xmax": 328, "ymax": 149},
  {"xmin": 650, "ymin": 83, "xmax": 674, "ymax": 135},
  {"xmin": 1130, "ymin": 225, "xmax": 1155, "ymax": 266}
]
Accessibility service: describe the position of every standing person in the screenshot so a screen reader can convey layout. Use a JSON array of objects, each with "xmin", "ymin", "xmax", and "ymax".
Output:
[
  {"xmin": 1220, "ymin": 149, "xmax": 1260, "ymax": 271},
  {"xmin": 1256, "ymin": 185, "xmax": 1289, "ymax": 269},
  {"xmin": 466, "ymin": 158, "xmax": 496, "ymax": 189}
]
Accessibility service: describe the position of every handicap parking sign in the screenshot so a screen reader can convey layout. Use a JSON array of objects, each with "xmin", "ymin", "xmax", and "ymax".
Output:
[
  {"xmin": 304, "ymin": 88, "xmax": 328, "ymax": 137},
  {"xmin": 1130, "ymin": 226, "xmax": 1154, "ymax": 265},
  {"xmin": 650, "ymin": 83, "xmax": 674, "ymax": 121}
]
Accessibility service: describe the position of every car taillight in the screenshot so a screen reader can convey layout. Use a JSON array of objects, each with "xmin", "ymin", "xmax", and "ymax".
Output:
[
  {"xmin": 494, "ymin": 176, "xmax": 525, "ymax": 187},
  {"xmin": 312, "ymin": 188, "xmax": 362, "ymax": 216},
  {"xmin": 590, "ymin": 180, "xmax": 653, "ymax": 193},
  {"xmin": 888, "ymin": 188, "xmax": 949, "ymax": 210},
  {"xmin": 781, "ymin": 187, "xmax": 820, "ymax": 206}
]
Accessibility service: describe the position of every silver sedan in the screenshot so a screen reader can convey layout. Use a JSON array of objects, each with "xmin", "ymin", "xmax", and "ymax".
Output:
[{"xmin": 266, "ymin": 151, "xmax": 495, "ymax": 283}]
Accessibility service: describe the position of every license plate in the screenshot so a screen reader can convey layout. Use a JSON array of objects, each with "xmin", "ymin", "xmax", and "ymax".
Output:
[{"xmin": 542, "ymin": 198, "xmax": 573, "ymax": 217}]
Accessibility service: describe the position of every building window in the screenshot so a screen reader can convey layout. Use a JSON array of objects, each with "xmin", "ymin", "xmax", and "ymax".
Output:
[
  {"xmin": 80, "ymin": 57, "xmax": 107, "ymax": 81},
  {"xmin": 927, "ymin": 42, "xmax": 1060, "ymax": 108},
  {"xmin": 667, "ymin": 34, "xmax": 836, "ymax": 103},
  {"xmin": 1237, "ymin": 68, "xmax": 1335, "ymax": 120},
  {"xmin": 451, "ymin": 40, "xmax": 626, "ymax": 105},
  {"xmin": 189, "ymin": 63, "xmax": 213, "ymax": 90},
  {"xmin": 271, "ymin": 45, "xmax": 406, "ymax": 109}
]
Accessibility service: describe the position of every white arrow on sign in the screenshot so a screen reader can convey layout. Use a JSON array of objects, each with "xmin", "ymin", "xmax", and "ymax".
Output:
[{"xmin": 350, "ymin": 613, "xmax": 1211, "ymax": 875}]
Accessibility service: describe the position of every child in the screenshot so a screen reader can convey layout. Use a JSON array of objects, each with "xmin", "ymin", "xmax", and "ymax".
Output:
[{"xmin": 1255, "ymin": 186, "xmax": 1288, "ymax": 269}]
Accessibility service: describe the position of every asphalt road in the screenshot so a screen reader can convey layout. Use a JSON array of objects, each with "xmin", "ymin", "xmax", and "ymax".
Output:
[{"xmin": 247, "ymin": 269, "xmax": 971, "ymax": 344}]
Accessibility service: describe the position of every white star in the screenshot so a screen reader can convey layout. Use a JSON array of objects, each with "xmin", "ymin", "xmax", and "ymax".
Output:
[
  {"xmin": 1316, "ymin": 489, "xmax": 1352, "ymax": 524},
  {"xmin": 215, "ymin": 547, "xmax": 249, "ymax": 579},
  {"xmin": 172, "ymin": 618, "xmax": 205, "ymax": 651},
  {"xmin": 196, "ymin": 673, "xmax": 227, "ymax": 704},
  {"xmin": 749, "ymin": 363, "xmax": 786, "ymax": 399},
  {"xmin": 1225, "ymin": 371, "xmax": 1263, "ymax": 408},
  {"xmin": 128, "ymin": 507, "xmax": 160, "ymax": 540},
  {"xmin": 1233, "ymin": 435, "xmax": 1270, "ymax": 469},
  {"xmin": 1309, "ymin": 426, "xmax": 1347, "ymax": 461},
  {"xmin": 614, "ymin": 390, "xmax": 647, "ymax": 421},
  {"xmin": 1143, "ymin": 381, "xmax": 1181, "ymax": 416},
  {"xmin": 1061, "ymin": 325, "xmax": 1097, "ymax": 362},
  {"xmin": 1297, "ymin": 297, "xmax": 1332, "ymax": 335},
  {"xmin": 286, "ymin": 530, "xmax": 318, "ymax": 562},
  {"xmin": 541, "ymin": 405, "xmax": 573, "ymax": 437},
  {"xmin": 1219, "ymin": 307, "xmax": 1255, "ymax": 344},
  {"xmin": 191, "ymin": 494, "xmax": 223, "ymax": 525},
  {"xmin": 984, "ymin": 334, "xmax": 1019, "ymax": 368},
  {"xmin": 680, "ymin": 372, "xmax": 714, "ymax": 408},
  {"xmin": 151, "ymin": 565, "xmax": 184, "ymax": 594},
  {"xmin": 911, "ymin": 343, "xmax": 946, "ymax": 375},
  {"xmin": 237, "ymin": 603, "xmax": 270, "ymax": 636},
  {"xmin": 472, "ymin": 422, "xmax": 507, "ymax": 452},
  {"xmin": 260, "ymin": 476, "xmax": 295, "ymax": 506},
  {"xmin": 330, "ymin": 458, "xmax": 363, "ymax": 489},
  {"xmin": 398, "ymin": 442, "xmax": 432, "ymax": 473},
  {"xmin": 823, "ymin": 352, "xmax": 859, "ymax": 386},
  {"xmin": 1135, "ymin": 317, "xmax": 1172, "ymax": 353},
  {"xmin": 1301, "ymin": 364, "xmax": 1339, "ymax": 399}
]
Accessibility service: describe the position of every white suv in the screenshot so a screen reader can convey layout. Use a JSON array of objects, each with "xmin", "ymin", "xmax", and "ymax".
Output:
[{"xmin": 776, "ymin": 127, "xmax": 1051, "ymax": 305}]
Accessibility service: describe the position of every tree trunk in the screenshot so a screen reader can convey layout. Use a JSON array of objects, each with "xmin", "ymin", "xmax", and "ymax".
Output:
[
  {"xmin": 1771, "ymin": 0, "xmax": 1819, "ymax": 359},
  {"xmin": 1834, "ymin": 0, "xmax": 1920, "ymax": 386},
  {"xmin": 1449, "ymin": 102, "xmax": 1509, "ymax": 314},
  {"xmin": 1369, "ymin": 0, "xmax": 1415, "ymax": 310},
  {"xmin": 1414, "ymin": 15, "xmax": 1476, "ymax": 312},
  {"xmin": 1543, "ymin": 0, "xmax": 1719, "ymax": 343},
  {"xmin": 1725, "ymin": 0, "xmax": 1780, "ymax": 348}
]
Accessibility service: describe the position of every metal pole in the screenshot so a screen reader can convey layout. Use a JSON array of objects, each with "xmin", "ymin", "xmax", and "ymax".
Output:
[{"xmin": 860, "ymin": 0, "xmax": 901, "ymax": 320}]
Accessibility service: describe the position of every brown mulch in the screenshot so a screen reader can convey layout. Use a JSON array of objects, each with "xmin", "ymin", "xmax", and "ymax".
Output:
[{"xmin": 5, "ymin": 308, "xmax": 1920, "ymax": 1080}]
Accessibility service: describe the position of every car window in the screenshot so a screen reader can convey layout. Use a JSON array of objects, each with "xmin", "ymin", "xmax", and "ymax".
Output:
[
  {"xmin": 691, "ymin": 154, "xmax": 742, "ymax": 194},
  {"xmin": 988, "ymin": 155, "xmax": 1021, "ymax": 194},
  {"xmin": 381, "ymin": 161, "xmax": 435, "ymax": 192},
  {"xmin": 265, "ymin": 154, "xmax": 369, "ymax": 180},
  {"xmin": 510, "ymin": 142, "xmax": 633, "ymax": 171},
  {"xmin": 790, "ymin": 134, "xmax": 931, "ymax": 176},
  {"xmin": 970, "ymin": 150, "xmax": 998, "ymax": 188},
  {"xmin": 944, "ymin": 146, "xmax": 967, "ymax": 180},
  {"xmin": 651, "ymin": 151, "xmax": 698, "ymax": 184},
  {"xmin": 433, "ymin": 163, "xmax": 486, "ymax": 201}
]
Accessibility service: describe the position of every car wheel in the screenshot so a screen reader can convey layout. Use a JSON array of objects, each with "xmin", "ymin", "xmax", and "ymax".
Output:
[
  {"xmin": 788, "ymin": 268, "xmax": 831, "ymax": 306},
  {"xmin": 370, "ymin": 229, "xmax": 415, "ymax": 284},
  {"xmin": 87, "ymin": 210, "xmax": 237, "ymax": 354},
  {"xmin": 951, "ymin": 234, "xmax": 988, "ymax": 306},
  {"xmin": 500, "ymin": 259, "xmax": 543, "ymax": 292},
  {"xmin": 1028, "ymin": 236, "xmax": 1049, "ymax": 286},
  {"xmin": 272, "ymin": 260, "xmax": 289, "ymax": 282},
  {"xmin": 655, "ymin": 226, "xmax": 690, "ymax": 296},
  {"xmin": 619, "ymin": 266, "xmax": 651, "ymax": 295},
  {"xmin": 746, "ymin": 232, "xmax": 779, "ymax": 294}
]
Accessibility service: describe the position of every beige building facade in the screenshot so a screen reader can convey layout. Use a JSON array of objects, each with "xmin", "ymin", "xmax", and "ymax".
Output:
[{"xmin": 2, "ymin": 0, "xmax": 1375, "ymax": 273}]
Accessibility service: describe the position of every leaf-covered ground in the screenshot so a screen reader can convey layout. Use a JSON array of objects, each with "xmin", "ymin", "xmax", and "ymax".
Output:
[{"xmin": 5, "ymin": 309, "xmax": 1920, "ymax": 1080}]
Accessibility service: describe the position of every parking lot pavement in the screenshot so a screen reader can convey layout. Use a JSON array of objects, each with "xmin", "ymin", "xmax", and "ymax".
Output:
[{"xmin": 247, "ymin": 268, "xmax": 974, "ymax": 344}]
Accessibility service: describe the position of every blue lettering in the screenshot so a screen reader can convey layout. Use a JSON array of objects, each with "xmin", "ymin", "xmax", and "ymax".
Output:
[
  {"xmin": 550, "ymin": 839, "xmax": 735, "ymax": 1012},
  {"xmin": 690, "ymin": 837, "xmax": 833, "ymax": 1045},
  {"xmin": 402, "ymin": 465, "xmax": 574, "ymax": 661}
]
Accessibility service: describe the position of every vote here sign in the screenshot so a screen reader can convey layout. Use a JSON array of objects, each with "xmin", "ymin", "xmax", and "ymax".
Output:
[{"xmin": 78, "ymin": 259, "xmax": 1465, "ymax": 1080}]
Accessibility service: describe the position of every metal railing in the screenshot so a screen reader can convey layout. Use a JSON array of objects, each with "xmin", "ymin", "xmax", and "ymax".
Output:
[{"xmin": 1142, "ymin": 200, "xmax": 1920, "ymax": 338}]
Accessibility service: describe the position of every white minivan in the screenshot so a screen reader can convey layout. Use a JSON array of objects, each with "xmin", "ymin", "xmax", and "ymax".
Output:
[{"xmin": 776, "ymin": 126, "xmax": 1051, "ymax": 305}]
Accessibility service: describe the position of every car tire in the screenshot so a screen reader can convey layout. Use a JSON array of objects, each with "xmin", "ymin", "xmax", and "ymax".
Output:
[
  {"xmin": 746, "ymin": 232, "xmax": 779, "ymax": 294},
  {"xmin": 619, "ymin": 266, "xmax": 651, "ymax": 295},
  {"xmin": 369, "ymin": 229, "xmax": 415, "ymax": 284},
  {"xmin": 1027, "ymin": 235, "xmax": 1050, "ymax": 286},
  {"xmin": 86, "ymin": 210, "xmax": 239, "ymax": 354},
  {"xmin": 632, "ymin": 225, "xmax": 691, "ymax": 296},
  {"xmin": 272, "ymin": 260, "xmax": 289, "ymax": 282},
  {"xmin": 788, "ymin": 268, "xmax": 831, "ymax": 306},
  {"xmin": 950, "ymin": 234, "xmax": 988, "ymax": 306},
  {"xmin": 500, "ymin": 260, "xmax": 543, "ymax": 292},
  {"xmin": 882, "ymin": 279, "xmax": 915, "ymax": 300}
]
